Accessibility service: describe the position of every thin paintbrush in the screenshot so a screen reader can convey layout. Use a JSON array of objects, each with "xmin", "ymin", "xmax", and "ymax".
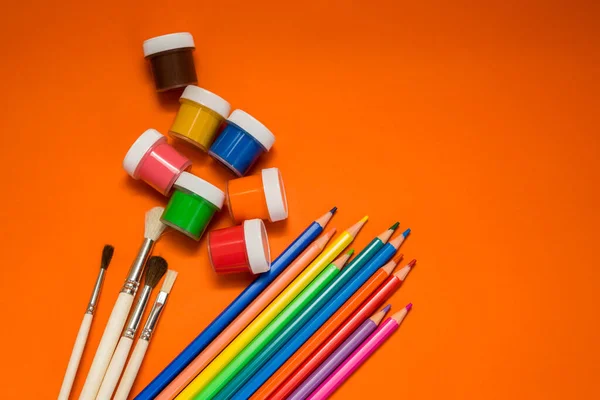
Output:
[
  {"xmin": 58, "ymin": 245, "xmax": 114, "ymax": 400},
  {"xmin": 79, "ymin": 207, "xmax": 166, "ymax": 400},
  {"xmin": 114, "ymin": 270, "xmax": 178, "ymax": 400},
  {"xmin": 96, "ymin": 257, "xmax": 167, "ymax": 399}
]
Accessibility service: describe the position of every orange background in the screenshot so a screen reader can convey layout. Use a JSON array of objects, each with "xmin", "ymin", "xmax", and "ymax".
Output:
[{"xmin": 0, "ymin": 1, "xmax": 598, "ymax": 399}]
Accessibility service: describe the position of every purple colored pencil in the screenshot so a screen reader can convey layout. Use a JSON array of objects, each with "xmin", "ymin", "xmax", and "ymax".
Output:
[{"xmin": 289, "ymin": 306, "xmax": 391, "ymax": 400}]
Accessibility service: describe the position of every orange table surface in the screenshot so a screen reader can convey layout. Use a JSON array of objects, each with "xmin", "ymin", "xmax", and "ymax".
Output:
[{"xmin": 0, "ymin": 1, "xmax": 598, "ymax": 399}]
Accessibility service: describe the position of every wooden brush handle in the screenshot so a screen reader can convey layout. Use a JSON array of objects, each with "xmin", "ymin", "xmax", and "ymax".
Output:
[
  {"xmin": 113, "ymin": 339, "xmax": 149, "ymax": 400},
  {"xmin": 79, "ymin": 292, "xmax": 134, "ymax": 400},
  {"xmin": 58, "ymin": 313, "xmax": 93, "ymax": 400},
  {"xmin": 96, "ymin": 336, "xmax": 134, "ymax": 400}
]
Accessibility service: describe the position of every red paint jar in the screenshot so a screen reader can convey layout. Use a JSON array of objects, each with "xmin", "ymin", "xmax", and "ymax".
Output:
[{"xmin": 208, "ymin": 219, "xmax": 271, "ymax": 275}]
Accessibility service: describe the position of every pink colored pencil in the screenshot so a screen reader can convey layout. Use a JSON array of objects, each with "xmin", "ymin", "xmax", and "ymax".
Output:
[
  {"xmin": 155, "ymin": 227, "xmax": 337, "ymax": 399},
  {"xmin": 307, "ymin": 303, "xmax": 412, "ymax": 400}
]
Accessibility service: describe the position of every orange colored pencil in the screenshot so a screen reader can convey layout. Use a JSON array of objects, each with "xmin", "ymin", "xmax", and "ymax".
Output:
[
  {"xmin": 155, "ymin": 228, "xmax": 337, "ymax": 399},
  {"xmin": 251, "ymin": 251, "xmax": 404, "ymax": 400}
]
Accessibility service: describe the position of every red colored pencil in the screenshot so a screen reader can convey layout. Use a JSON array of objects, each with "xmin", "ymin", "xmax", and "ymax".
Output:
[{"xmin": 272, "ymin": 259, "xmax": 416, "ymax": 399}]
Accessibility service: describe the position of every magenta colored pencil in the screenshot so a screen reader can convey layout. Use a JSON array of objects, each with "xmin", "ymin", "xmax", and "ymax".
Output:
[
  {"xmin": 289, "ymin": 305, "xmax": 391, "ymax": 400},
  {"xmin": 307, "ymin": 303, "xmax": 412, "ymax": 400}
]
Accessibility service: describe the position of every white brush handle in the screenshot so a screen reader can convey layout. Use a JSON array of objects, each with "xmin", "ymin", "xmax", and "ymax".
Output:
[
  {"xmin": 96, "ymin": 336, "xmax": 133, "ymax": 400},
  {"xmin": 58, "ymin": 313, "xmax": 93, "ymax": 400},
  {"xmin": 79, "ymin": 292, "xmax": 134, "ymax": 400},
  {"xmin": 113, "ymin": 339, "xmax": 149, "ymax": 400}
]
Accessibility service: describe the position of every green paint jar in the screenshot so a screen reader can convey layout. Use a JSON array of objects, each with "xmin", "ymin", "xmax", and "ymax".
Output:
[{"xmin": 161, "ymin": 172, "xmax": 225, "ymax": 240}]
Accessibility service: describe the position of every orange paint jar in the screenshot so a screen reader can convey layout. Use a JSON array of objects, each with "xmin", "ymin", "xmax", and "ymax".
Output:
[{"xmin": 226, "ymin": 168, "xmax": 288, "ymax": 224}]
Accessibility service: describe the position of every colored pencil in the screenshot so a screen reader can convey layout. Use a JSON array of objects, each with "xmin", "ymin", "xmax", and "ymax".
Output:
[
  {"xmin": 135, "ymin": 208, "xmax": 335, "ymax": 400},
  {"xmin": 274, "ymin": 259, "xmax": 415, "ymax": 398},
  {"xmin": 290, "ymin": 306, "xmax": 390, "ymax": 400},
  {"xmin": 232, "ymin": 230, "xmax": 410, "ymax": 400},
  {"xmin": 176, "ymin": 217, "xmax": 368, "ymax": 398},
  {"xmin": 255, "ymin": 253, "xmax": 402, "ymax": 400},
  {"xmin": 189, "ymin": 251, "xmax": 353, "ymax": 399},
  {"xmin": 215, "ymin": 224, "xmax": 399, "ymax": 399},
  {"xmin": 156, "ymin": 229, "xmax": 337, "ymax": 399},
  {"xmin": 307, "ymin": 304, "xmax": 412, "ymax": 399}
]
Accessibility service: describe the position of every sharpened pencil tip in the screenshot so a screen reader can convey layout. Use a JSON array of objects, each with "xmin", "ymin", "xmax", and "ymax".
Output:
[
  {"xmin": 330, "ymin": 206, "xmax": 337, "ymax": 214},
  {"xmin": 383, "ymin": 304, "xmax": 392, "ymax": 313},
  {"xmin": 408, "ymin": 259, "xmax": 417, "ymax": 268},
  {"xmin": 406, "ymin": 303, "xmax": 413, "ymax": 311},
  {"xmin": 346, "ymin": 249, "xmax": 355, "ymax": 257},
  {"xmin": 360, "ymin": 215, "xmax": 369, "ymax": 223},
  {"xmin": 389, "ymin": 222, "xmax": 400, "ymax": 230},
  {"xmin": 392, "ymin": 253, "xmax": 404, "ymax": 264},
  {"xmin": 403, "ymin": 228, "xmax": 411, "ymax": 237}
]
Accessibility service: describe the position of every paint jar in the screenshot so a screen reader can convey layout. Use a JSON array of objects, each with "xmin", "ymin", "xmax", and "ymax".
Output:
[
  {"xmin": 169, "ymin": 86, "xmax": 231, "ymax": 151},
  {"xmin": 161, "ymin": 172, "xmax": 225, "ymax": 240},
  {"xmin": 208, "ymin": 219, "xmax": 271, "ymax": 275},
  {"xmin": 208, "ymin": 109, "xmax": 275, "ymax": 176},
  {"xmin": 123, "ymin": 129, "xmax": 192, "ymax": 195},
  {"xmin": 143, "ymin": 32, "xmax": 198, "ymax": 92},
  {"xmin": 227, "ymin": 168, "xmax": 288, "ymax": 224}
]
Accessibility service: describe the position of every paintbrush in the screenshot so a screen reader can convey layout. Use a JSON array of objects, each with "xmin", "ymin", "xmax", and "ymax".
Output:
[
  {"xmin": 58, "ymin": 245, "xmax": 114, "ymax": 400},
  {"xmin": 96, "ymin": 256, "xmax": 168, "ymax": 399},
  {"xmin": 113, "ymin": 270, "xmax": 178, "ymax": 400},
  {"xmin": 79, "ymin": 207, "xmax": 166, "ymax": 400}
]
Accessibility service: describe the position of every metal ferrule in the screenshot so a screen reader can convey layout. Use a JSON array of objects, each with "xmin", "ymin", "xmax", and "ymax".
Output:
[
  {"xmin": 140, "ymin": 291, "xmax": 168, "ymax": 341},
  {"xmin": 123, "ymin": 285, "xmax": 152, "ymax": 339},
  {"xmin": 86, "ymin": 268, "xmax": 107, "ymax": 314},
  {"xmin": 121, "ymin": 238, "xmax": 154, "ymax": 295}
]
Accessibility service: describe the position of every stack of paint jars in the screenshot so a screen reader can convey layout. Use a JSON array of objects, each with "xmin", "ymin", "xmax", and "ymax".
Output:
[{"xmin": 123, "ymin": 32, "xmax": 288, "ymax": 276}]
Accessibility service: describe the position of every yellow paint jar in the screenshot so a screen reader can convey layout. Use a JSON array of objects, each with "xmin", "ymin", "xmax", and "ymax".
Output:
[{"xmin": 169, "ymin": 86, "xmax": 231, "ymax": 151}]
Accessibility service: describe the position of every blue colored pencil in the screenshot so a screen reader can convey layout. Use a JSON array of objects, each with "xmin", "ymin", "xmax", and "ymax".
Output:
[
  {"xmin": 134, "ymin": 208, "xmax": 336, "ymax": 400},
  {"xmin": 229, "ymin": 230, "xmax": 409, "ymax": 400},
  {"xmin": 214, "ymin": 225, "xmax": 399, "ymax": 399}
]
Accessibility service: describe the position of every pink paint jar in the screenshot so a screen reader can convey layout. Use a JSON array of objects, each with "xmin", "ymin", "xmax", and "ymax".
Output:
[
  {"xmin": 208, "ymin": 219, "xmax": 271, "ymax": 275},
  {"xmin": 123, "ymin": 129, "xmax": 192, "ymax": 195}
]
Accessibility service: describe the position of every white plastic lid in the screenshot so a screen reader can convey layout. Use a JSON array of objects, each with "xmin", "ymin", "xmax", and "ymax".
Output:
[
  {"xmin": 181, "ymin": 86, "xmax": 231, "ymax": 119},
  {"xmin": 143, "ymin": 32, "xmax": 195, "ymax": 57},
  {"xmin": 173, "ymin": 172, "xmax": 225, "ymax": 209},
  {"xmin": 243, "ymin": 219, "xmax": 271, "ymax": 274},
  {"xmin": 262, "ymin": 168, "xmax": 288, "ymax": 222},
  {"xmin": 123, "ymin": 129, "xmax": 166, "ymax": 178},
  {"xmin": 228, "ymin": 110, "xmax": 275, "ymax": 150}
]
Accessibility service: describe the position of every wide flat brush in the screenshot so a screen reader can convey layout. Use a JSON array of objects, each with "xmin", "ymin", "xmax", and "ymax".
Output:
[
  {"xmin": 79, "ymin": 207, "xmax": 166, "ymax": 400},
  {"xmin": 114, "ymin": 270, "xmax": 178, "ymax": 400},
  {"xmin": 96, "ymin": 257, "xmax": 167, "ymax": 400},
  {"xmin": 58, "ymin": 245, "xmax": 114, "ymax": 400}
]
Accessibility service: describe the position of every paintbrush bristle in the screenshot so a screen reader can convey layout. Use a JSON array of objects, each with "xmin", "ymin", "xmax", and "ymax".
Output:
[
  {"xmin": 145, "ymin": 207, "xmax": 167, "ymax": 241},
  {"xmin": 161, "ymin": 270, "xmax": 178, "ymax": 294},
  {"xmin": 145, "ymin": 256, "xmax": 168, "ymax": 289},
  {"xmin": 101, "ymin": 245, "xmax": 114, "ymax": 270}
]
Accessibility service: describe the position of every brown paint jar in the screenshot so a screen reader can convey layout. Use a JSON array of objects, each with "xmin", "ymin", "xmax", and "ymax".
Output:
[{"xmin": 143, "ymin": 32, "xmax": 198, "ymax": 92}]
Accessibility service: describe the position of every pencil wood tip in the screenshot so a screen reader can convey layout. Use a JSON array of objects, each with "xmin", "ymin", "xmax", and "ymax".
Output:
[
  {"xmin": 333, "ymin": 250, "xmax": 353, "ymax": 270},
  {"xmin": 346, "ymin": 216, "xmax": 369, "ymax": 237}
]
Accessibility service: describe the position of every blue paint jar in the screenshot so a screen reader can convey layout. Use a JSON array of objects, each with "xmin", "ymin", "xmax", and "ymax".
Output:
[{"xmin": 209, "ymin": 109, "xmax": 275, "ymax": 176}]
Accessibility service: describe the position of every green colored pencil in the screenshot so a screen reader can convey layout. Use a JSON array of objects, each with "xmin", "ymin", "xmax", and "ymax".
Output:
[{"xmin": 193, "ymin": 250, "xmax": 354, "ymax": 399}]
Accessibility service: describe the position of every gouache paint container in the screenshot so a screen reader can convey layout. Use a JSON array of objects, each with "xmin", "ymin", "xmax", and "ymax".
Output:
[
  {"xmin": 143, "ymin": 32, "xmax": 198, "ymax": 92},
  {"xmin": 161, "ymin": 172, "xmax": 225, "ymax": 240},
  {"xmin": 209, "ymin": 109, "xmax": 275, "ymax": 176},
  {"xmin": 123, "ymin": 129, "xmax": 192, "ymax": 195},
  {"xmin": 169, "ymin": 86, "xmax": 231, "ymax": 151},
  {"xmin": 227, "ymin": 168, "xmax": 288, "ymax": 223},
  {"xmin": 208, "ymin": 219, "xmax": 271, "ymax": 275}
]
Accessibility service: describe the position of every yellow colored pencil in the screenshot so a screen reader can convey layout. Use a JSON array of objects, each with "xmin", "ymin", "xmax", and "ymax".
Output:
[{"xmin": 176, "ymin": 216, "xmax": 368, "ymax": 399}]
